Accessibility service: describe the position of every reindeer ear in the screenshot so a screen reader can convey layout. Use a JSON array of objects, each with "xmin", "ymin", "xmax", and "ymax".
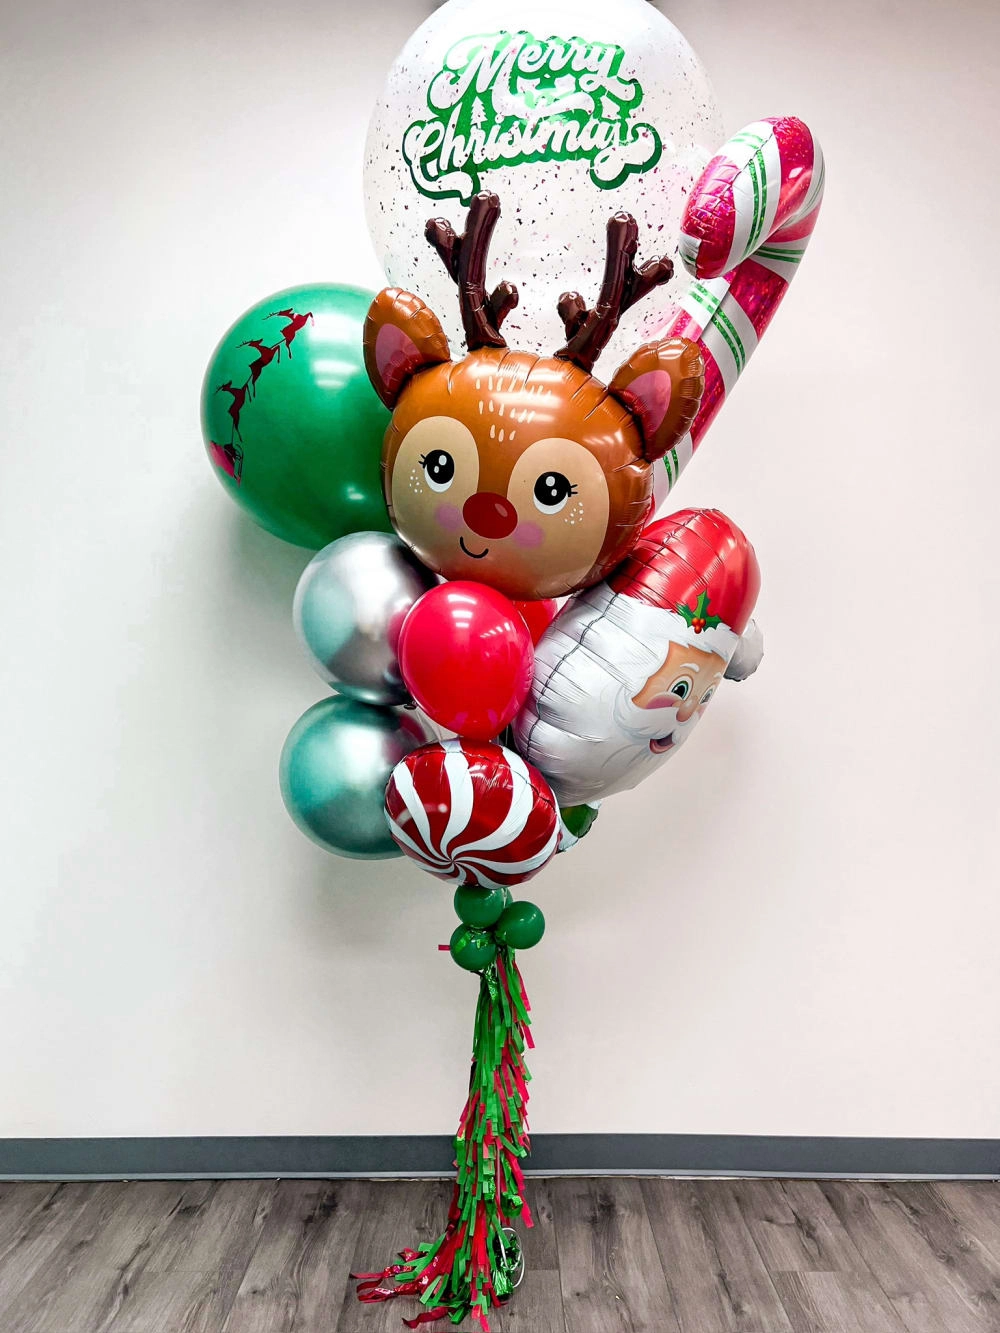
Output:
[
  {"xmin": 363, "ymin": 288, "xmax": 451, "ymax": 408},
  {"xmin": 609, "ymin": 337, "xmax": 705, "ymax": 461}
]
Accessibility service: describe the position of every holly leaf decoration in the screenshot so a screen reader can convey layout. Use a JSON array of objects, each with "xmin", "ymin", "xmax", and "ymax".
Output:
[{"xmin": 677, "ymin": 590, "xmax": 723, "ymax": 631}]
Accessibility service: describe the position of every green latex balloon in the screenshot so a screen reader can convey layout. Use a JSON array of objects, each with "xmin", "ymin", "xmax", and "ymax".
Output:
[
  {"xmin": 495, "ymin": 901, "xmax": 545, "ymax": 950},
  {"xmin": 201, "ymin": 283, "xmax": 392, "ymax": 548},
  {"xmin": 557, "ymin": 802, "xmax": 600, "ymax": 853},
  {"xmin": 279, "ymin": 696, "xmax": 427, "ymax": 859},
  {"xmin": 454, "ymin": 884, "xmax": 510, "ymax": 929},
  {"xmin": 560, "ymin": 804, "xmax": 600, "ymax": 840},
  {"xmin": 449, "ymin": 925, "xmax": 498, "ymax": 973}
]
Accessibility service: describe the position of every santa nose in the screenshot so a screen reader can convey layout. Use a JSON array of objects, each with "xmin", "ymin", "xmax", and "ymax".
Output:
[
  {"xmin": 462, "ymin": 492, "xmax": 518, "ymax": 540},
  {"xmin": 677, "ymin": 697, "xmax": 699, "ymax": 723}
]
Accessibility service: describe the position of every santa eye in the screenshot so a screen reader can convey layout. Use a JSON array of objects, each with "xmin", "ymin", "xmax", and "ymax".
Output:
[
  {"xmin": 532, "ymin": 471, "xmax": 577, "ymax": 514},
  {"xmin": 670, "ymin": 676, "xmax": 693, "ymax": 700},
  {"xmin": 419, "ymin": 450, "xmax": 455, "ymax": 492},
  {"xmin": 700, "ymin": 686, "xmax": 716, "ymax": 706}
]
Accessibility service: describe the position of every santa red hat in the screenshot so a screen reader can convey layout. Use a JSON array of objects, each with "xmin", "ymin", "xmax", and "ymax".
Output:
[{"xmin": 608, "ymin": 509, "xmax": 760, "ymax": 661}]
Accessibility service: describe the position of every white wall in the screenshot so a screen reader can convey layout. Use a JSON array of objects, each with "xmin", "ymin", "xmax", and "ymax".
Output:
[{"xmin": 1, "ymin": 0, "xmax": 998, "ymax": 1140}]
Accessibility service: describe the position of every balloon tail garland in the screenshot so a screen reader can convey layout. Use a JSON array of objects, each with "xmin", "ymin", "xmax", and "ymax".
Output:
[{"xmin": 354, "ymin": 948, "xmax": 533, "ymax": 1331}]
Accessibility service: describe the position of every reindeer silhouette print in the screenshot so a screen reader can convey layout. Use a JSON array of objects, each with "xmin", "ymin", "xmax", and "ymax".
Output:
[
  {"xmin": 265, "ymin": 307, "xmax": 314, "ymax": 357},
  {"xmin": 215, "ymin": 380, "xmax": 250, "ymax": 441},
  {"xmin": 239, "ymin": 339, "xmax": 282, "ymax": 395},
  {"xmin": 209, "ymin": 380, "xmax": 251, "ymax": 483},
  {"xmin": 208, "ymin": 305, "xmax": 313, "ymax": 487},
  {"xmin": 207, "ymin": 438, "xmax": 244, "ymax": 483},
  {"xmin": 364, "ymin": 192, "xmax": 706, "ymax": 600}
]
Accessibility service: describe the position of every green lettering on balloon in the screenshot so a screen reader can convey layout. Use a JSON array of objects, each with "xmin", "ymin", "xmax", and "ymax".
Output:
[{"xmin": 402, "ymin": 30, "xmax": 662, "ymax": 203}]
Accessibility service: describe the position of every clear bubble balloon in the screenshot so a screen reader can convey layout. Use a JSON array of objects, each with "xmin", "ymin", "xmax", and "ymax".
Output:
[{"xmin": 364, "ymin": 0, "xmax": 723, "ymax": 371}]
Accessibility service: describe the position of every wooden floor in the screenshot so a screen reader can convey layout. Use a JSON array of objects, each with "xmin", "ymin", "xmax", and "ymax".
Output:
[{"xmin": 0, "ymin": 1177, "xmax": 999, "ymax": 1332}]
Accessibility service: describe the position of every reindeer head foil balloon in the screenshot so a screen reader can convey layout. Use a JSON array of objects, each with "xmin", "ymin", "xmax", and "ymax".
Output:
[{"xmin": 364, "ymin": 192, "xmax": 705, "ymax": 600}]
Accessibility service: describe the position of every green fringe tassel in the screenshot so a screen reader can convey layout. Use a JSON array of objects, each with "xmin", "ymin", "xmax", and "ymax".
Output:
[{"xmin": 354, "ymin": 946, "xmax": 533, "ymax": 1331}]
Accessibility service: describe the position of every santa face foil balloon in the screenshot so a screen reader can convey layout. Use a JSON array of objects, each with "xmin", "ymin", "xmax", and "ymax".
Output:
[
  {"xmin": 514, "ymin": 509, "xmax": 760, "ymax": 805},
  {"xmin": 364, "ymin": 191, "xmax": 704, "ymax": 601}
]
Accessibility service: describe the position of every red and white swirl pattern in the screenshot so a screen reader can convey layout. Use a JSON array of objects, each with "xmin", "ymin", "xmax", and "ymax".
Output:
[{"xmin": 385, "ymin": 739, "xmax": 559, "ymax": 888}]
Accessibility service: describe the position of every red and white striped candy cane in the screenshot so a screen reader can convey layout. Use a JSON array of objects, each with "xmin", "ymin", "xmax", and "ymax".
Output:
[{"xmin": 657, "ymin": 116, "xmax": 825, "ymax": 490}]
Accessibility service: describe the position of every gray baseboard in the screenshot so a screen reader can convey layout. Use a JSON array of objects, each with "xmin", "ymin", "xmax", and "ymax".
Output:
[{"xmin": 0, "ymin": 1135, "xmax": 997, "ymax": 1181}]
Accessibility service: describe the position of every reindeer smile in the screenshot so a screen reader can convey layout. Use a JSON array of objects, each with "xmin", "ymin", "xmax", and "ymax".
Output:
[{"xmin": 369, "ymin": 189, "xmax": 706, "ymax": 601}]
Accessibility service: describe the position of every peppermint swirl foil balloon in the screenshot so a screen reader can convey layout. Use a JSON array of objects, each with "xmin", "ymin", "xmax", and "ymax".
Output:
[{"xmin": 385, "ymin": 739, "xmax": 558, "ymax": 888}]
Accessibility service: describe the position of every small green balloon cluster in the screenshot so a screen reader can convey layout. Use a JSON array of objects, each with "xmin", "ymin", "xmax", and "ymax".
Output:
[{"xmin": 449, "ymin": 885, "xmax": 545, "ymax": 972}]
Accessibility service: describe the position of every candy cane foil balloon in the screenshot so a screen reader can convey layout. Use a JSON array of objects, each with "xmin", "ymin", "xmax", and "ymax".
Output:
[
  {"xmin": 385, "ymin": 739, "xmax": 559, "ymax": 888},
  {"xmin": 656, "ymin": 116, "xmax": 825, "ymax": 490}
]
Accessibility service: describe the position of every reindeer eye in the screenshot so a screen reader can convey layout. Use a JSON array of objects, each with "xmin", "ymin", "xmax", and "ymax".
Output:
[
  {"xmin": 532, "ymin": 472, "xmax": 576, "ymax": 514},
  {"xmin": 419, "ymin": 450, "xmax": 455, "ymax": 493}
]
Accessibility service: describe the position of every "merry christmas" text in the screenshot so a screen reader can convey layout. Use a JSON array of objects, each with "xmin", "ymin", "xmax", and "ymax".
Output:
[{"xmin": 402, "ymin": 30, "xmax": 663, "ymax": 203}]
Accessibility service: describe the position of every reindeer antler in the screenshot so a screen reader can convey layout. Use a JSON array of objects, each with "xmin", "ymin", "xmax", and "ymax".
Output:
[
  {"xmin": 556, "ymin": 214, "xmax": 674, "ymax": 373},
  {"xmin": 425, "ymin": 192, "xmax": 518, "ymax": 351}
]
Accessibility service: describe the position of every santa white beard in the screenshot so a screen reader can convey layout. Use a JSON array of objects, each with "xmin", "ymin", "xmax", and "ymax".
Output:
[{"xmin": 514, "ymin": 583, "xmax": 728, "ymax": 806}]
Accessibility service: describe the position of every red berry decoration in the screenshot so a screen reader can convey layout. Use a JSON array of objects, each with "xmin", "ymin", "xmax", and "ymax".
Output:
[
  {"xmin": 384, "ymin": 739, "xmax": 558, "ymax": 888},
  {"xmin": 398, "ymin": 582, "xmax": 534, "ymax": 740},
  {"xmin": 678, "ymin": 590, "xmax": 723, "ymax": 637}
]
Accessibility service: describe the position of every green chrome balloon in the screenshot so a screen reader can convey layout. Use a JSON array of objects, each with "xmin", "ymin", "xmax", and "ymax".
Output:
[
  {"xmin": 279, "ymin": 696, "xmax": 426, "ymax": 859},
  {"xmin": 495, "ymin": 901, "xmax": 545, "ymax": 950},
  {"xmin": 449, "ymin": 926, "xmax": 498, "ymax": 972},
  {"xmin": 201, "ymin": 284, "xmax": 392, "ymax": 548},
  {"xmin": 454, "ymin": 884, "xmax": 510, "ymax": 929}
]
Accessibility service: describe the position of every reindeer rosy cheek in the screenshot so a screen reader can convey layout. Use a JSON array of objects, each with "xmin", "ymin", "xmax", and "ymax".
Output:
[
  {"xmin": 506, "ymin": 438, "xmax": 611, "ymax": 573},
  {"xmin": 389, "ymin": 417, "xmax": 480, "ymax": 564}
]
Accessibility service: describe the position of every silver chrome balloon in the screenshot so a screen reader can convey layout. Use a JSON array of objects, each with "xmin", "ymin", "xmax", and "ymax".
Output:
[{"xmin": 293, "ymin": 531, "xmax": 437, "ymax": 705}]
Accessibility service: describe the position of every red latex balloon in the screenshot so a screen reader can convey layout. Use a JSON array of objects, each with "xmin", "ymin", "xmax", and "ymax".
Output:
[
  {"xmin": 513, "ymin": 598, "xmax": 559, "ymax": 646},
  {"xmin": 399, "ymin": 582, "xmax": 533, "ymax": 739}
]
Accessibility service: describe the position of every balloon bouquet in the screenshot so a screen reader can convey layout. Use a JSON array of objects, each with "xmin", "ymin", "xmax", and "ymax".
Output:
[{"xmin": 201, "ymin": 1, "xmax": 824, "ymax": 1327}]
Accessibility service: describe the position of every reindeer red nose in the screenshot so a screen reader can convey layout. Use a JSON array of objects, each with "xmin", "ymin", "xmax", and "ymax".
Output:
[{"xmin": 463, "ymin": 492, "xmax": 518, "ymax": 540}]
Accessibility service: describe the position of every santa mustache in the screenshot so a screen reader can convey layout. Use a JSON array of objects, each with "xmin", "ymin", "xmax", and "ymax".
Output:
[
  {"xmin": 518, "ymin": 678, "xmax": 701, "ymax": 805},
  {"xmin": 612, "ymin": 689, "xmax": 699, "ymax": 748}
]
